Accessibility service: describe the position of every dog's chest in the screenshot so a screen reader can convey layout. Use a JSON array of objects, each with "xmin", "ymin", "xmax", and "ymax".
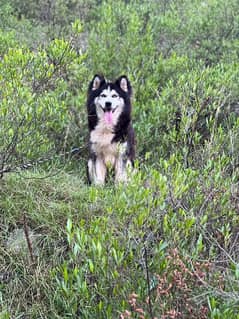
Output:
[{"xmin": 90, "ymin": 121, "xmax": 126, "ymax": 165}]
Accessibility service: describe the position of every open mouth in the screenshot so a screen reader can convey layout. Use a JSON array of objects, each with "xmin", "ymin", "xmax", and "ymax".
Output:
[
  {"xmin": 99, "ymin": 105, "xmax": 118, "ymax": 113},
  {"xmin": 98, "ymin": 104, "xmax": 119, "ymax": 124}
]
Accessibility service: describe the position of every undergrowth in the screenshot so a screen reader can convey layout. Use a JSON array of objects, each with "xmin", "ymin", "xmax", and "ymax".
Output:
[
  {"xmin": 0, "ymin": 0, "xmax": 239, "ymax": 318},
  {"xmin": 1, "ymin": 156, "xmax": 239, "ymax": 318}
]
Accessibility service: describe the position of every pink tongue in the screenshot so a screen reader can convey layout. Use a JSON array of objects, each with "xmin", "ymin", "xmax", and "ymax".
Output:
[{"xmin": 104, "ymin": 111, "xmax": 113, "ymax": 124}]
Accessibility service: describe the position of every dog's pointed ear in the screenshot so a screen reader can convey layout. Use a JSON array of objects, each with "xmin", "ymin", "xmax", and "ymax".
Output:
[
  {"xmin": 89, "ymin": 74, "xmax": 105, "ymax": 91},
  {"xmin": 115, "ymin": 76, "xmax": 132, "ymax": 95}
]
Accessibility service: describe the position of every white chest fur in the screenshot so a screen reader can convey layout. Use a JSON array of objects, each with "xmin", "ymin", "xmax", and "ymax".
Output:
[{"xmin": 90, "ymin": 120, "xmax": 126, "ymax": 166}]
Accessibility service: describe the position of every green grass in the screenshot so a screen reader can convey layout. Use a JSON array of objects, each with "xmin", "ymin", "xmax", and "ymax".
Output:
[
  {"xmin": 0, "ymin": 158, "xmax": 239, "ymax": 318},
  {"xmin": 1, "ymin": 0, "xmax": 239, "ymax": 317},
  {"xmin": 0, "ymin": 170, "xmax": 84, "ymax": 318}
]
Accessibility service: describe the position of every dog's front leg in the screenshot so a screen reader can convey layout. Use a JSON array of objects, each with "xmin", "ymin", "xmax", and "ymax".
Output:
[
  {"xmin": 115, "ymin": 155, "xmax": 129, "ymax": 184},
  {"xmin": 88, "ymin": 157, "xmax": 106, "ymax": 185},
  {"xmin": 95, "ymin": 158, "xmax": 107, "ymax": 185}
]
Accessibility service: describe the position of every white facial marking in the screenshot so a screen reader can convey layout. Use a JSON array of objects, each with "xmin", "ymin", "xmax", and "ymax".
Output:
[
  {"xmin": 95, "ymin": 87, "xmax": 122, "ymax": 110},
  {"xmin": 94, "ymin": 86, "xmax": 124, "ymax": 127}
]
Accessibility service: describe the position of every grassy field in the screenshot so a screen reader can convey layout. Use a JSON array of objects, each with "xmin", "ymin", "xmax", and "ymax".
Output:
[
  {"xmin": 0, "ymin": 0, "xmax": 239, "ymax": 318},
  {"xmin": 1, "ymin": 157, "xmax": 239, "ymax": 318}
]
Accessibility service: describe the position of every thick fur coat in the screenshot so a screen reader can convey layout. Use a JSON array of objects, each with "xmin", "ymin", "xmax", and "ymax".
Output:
[{"xmin": 86, "ymin": 75, "xmax": 135, "ymax": 185}]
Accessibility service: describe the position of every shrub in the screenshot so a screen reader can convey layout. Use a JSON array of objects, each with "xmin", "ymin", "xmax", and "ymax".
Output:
[
  {"xmin": 0, "ymin": 29, "xmax": 87, "ymax": 175},
  {"xmin": 150, "ymin": 0, "xmax": 239, "ymax": 65},
  {"xmin": 1, "ymin": 1, "xmax": 239, "ymax": 318}
]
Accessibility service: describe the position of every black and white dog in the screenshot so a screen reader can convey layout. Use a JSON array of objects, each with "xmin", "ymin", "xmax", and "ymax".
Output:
[{"xmin": 87, "ymin": 74, "xmax": 135, "ymax": 185}]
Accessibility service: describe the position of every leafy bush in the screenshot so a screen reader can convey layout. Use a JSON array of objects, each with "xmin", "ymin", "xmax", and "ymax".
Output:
[
  {"xmin": 50, "ymin": 162, "xmax": 239, "ymax": 318},
  {"xmin": 85, "ymin": 0, "xmax": 239, "ymax": 166},
  {"xmin": 149, "ymin": 0, "xmax": 239, "ymax": 65},
  {"xmin": 0, "ymin": 30, "xmax": 87, "ymax": 173},
  {"xmin": 1, "ymin": 1, "xmax": 239, "ymax": 318}
]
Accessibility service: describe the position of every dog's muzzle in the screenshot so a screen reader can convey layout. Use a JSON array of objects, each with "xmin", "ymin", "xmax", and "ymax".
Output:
[{"xmin": 105, "ymin": 102, "xmax": 112, "ymax": 111}]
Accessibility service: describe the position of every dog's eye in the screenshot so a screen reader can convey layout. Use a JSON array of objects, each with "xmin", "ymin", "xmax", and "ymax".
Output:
[
  {"xmin": 100, "ymin": 94, "xmax": 107, "ymax": 98},
  {"xmin": 112, "ymin": 94, "xmax": 118, "ymax": 98}
]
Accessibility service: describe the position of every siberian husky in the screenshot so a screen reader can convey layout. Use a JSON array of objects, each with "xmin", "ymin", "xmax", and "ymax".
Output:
[{"xmin": 86, "ymin": 74, "xmax": 135, "ymax": 185}]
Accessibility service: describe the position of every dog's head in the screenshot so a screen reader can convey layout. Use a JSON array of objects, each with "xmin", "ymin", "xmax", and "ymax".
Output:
[{"xmin": 87, "ymin": 75, "xmax": 132, "ymax": 128}]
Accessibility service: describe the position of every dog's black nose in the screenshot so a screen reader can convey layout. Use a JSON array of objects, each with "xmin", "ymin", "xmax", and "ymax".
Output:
[{"xmin": 105, "ymin": 102, "xmax": 112, "ymax": 111}]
